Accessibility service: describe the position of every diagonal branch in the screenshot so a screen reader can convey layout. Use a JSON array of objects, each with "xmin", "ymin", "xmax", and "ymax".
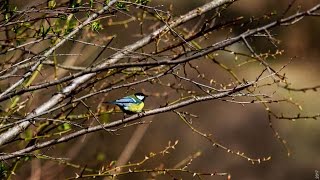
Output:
[
  {"xmin": 0, "ymin": 78, "xmax": 254, "ymax": 160},
  {"xmin": 0, "ymin": 0, "xmax": 237, "ymax": 146},
  {"xmin": 0, "ymin": 0, "xmax": 119, "ymax": 146},
  {"xmin": 0, "ymin": 1, "xmax": 118, "ymax": 99},
  {"xmin": 1, "ymin": 2, "xmax": 319, "ymax": 103}
]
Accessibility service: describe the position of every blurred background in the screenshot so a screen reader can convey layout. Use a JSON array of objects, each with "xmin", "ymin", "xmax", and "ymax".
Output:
[{"xmin": 2, "ymin": 0, "xmax": 320, "ymax": 179}]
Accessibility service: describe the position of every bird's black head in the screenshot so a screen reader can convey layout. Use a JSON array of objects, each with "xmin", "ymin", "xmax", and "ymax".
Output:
[{"xmin": 135, "ymin": 92, "xmax": 148, "ymax": 101}]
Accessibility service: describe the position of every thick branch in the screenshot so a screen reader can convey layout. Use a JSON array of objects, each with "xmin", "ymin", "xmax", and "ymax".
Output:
[
  {"xmin": 0, "ymin": 2, "xmax": 319, "ymax": 102},
  {"xmin": 0, "ymin": 0, "xmax": 119, "ymax": 146},
  {"xmin": 0, "ymin": 0, "xmax": 236, "ymax": 146},
  {"xmin": 0, "ymin": 80, "xmax": 252, "ymax": 160}
]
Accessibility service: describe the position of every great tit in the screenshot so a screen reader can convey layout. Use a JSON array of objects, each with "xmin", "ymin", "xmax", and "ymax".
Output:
[{"xmin": 106, "ymin": 93, "xmax": 148, "ymax": 114}]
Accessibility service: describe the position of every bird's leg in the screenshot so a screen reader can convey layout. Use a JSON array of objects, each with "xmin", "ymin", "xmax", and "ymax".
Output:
[{"xmin": 137, "ymin": 111, "xmax": 145, "ymax": 118}]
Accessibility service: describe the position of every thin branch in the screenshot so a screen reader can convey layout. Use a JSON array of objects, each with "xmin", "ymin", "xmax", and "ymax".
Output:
[
  {"xmin": 0, "ymin": 0, "xmax": 237, "ymax": 146},
  {"xmin": 0, "ymin": 3, "xmax": 319, "ymax": 102},
  {"xmin": 0, "ymin": 78, "xmax": 255, "ymax": 160},
  {"xmin": 0, "ymin": 0, "xmax": 120, "ymax": 146}
]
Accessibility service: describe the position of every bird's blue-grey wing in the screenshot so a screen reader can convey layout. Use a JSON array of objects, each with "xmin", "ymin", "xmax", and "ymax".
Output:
[{"xmin": 113, "ymin": 96, "xmax": 137, "ymax": 106}]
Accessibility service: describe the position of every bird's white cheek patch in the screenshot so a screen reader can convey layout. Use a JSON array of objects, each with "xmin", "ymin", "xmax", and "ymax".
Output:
[{"xmin": 136, "ymin": 95, "xmax": 144, "ymax": 100}]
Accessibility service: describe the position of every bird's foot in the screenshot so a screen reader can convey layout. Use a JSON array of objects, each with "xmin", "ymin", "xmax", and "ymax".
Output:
[{"xmin": 137, "ymin": 111, "xmax": 145, "ymax": 118}]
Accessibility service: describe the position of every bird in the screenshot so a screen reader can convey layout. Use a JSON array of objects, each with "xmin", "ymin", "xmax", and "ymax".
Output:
[{"xmin": 106, "ymin": 93, "xmax": 148, "ymax": 115}]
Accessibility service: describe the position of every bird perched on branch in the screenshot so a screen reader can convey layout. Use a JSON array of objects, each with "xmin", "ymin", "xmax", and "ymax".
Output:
[{"xmin": 106, "ymin": 93, "xmax": 148, "ymax": 115}]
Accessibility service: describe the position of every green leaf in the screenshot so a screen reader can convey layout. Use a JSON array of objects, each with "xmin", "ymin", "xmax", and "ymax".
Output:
[
  {"xmin": 48, "ymin": 0, "xmax": 56, "ymax": 9},
  {"xmin": 5, "ymin": 13, "xmax": 10, "ymax": 22},
  {"xmin": 24, "ymin": 156, "xmax": 30, "ymax": 161},
  {"xmin": 0, "ymin": 162, "xmax": 7, "ymax": 179},
  {"xmin": 135, "ymin": 0, "xmax": 151, "ymax": 5},
  {"xmin": 116, "ymin": 1, "xmax": 129, "ymax": 11},
  {"xmin": 70, "ymin": 0, "xmax": 81, "ymax": 10},
  {"xmin": 91, "ymin": 21, "xmax": 103, "ymax": 32},
  {"xmin": 23, "ymin": 22, "xmax": 31, "ymax": 28},
  {"xmin": 63, "ymin": 123, "xmax": 71, "ymax": 130},
  {"xmin": 58, "ymin": 123, "xmax": 72, "ymax": 131},
  {"xmin": 90, "ymin": 0, "xmax": 94, "ymax": 8}
]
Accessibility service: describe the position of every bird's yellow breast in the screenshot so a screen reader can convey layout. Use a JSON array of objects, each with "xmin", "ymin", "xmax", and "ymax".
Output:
[{"xmin": 128, "ymin": 102, "xmax": 144, "ymax": 112}]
